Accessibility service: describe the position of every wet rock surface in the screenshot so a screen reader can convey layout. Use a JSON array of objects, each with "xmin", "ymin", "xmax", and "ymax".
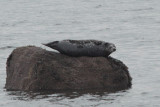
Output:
[{"xmin": 5, "ymin": 46, "xmax": 132, "ymax": 92}]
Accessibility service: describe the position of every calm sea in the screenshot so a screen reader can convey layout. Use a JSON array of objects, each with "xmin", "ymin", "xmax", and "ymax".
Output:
[{"xmin": 0, "ymin": 0, "xmax": 160, "ymax": 106}]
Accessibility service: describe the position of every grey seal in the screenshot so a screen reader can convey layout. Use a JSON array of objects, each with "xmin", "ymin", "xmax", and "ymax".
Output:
[{"xmin": 43, "ymin": 40, "xmax": 116, "ymax": 57}]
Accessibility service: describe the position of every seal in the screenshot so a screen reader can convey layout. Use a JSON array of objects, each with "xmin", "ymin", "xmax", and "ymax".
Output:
[{"xmin": 43, "ymin": 40, "xmax": 116, "ymax": 57}]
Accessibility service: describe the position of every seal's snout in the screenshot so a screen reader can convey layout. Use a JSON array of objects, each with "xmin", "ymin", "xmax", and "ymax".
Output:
[
  {"xmin": 111, "ymin": 47, "xmax": 116, "ymax": 52},
  {"xmin": 113, "ymin": 47, "xmax": 116, "ymax": 51},
  {"xmin": 109, "ymin": 44, "xmax": 116, "ymax": 52}
]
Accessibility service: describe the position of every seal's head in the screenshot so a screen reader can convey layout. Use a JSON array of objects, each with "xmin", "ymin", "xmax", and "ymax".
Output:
[{"xmin": 104, "ymin": 42, "xmax": 116, "ymax": 55}]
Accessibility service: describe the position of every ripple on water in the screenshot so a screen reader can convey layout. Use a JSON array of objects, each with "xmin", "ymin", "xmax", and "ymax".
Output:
[
  {"xmin": 0, "ymin": 46, "xmax": 16, "ymax": 50},
  {"xmin": 0, "ymin": 0, "xmax": 160, "ymax": 106}
]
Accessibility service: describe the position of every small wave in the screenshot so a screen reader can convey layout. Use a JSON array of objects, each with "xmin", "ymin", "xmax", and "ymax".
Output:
[
  {"xmin": 55, "ymin": 23, "xmax": 62, "ymax": 25},
  {"xmin": 95, "ymin": 5, "xmax": 102, "ymax": 8},
  {"xmin": 0, "ymin": 46, "xmax": 16, "ymax": 50},
  {"xmin": 124, "ymin": 7, "xmax": 154, "ymax": 12}
]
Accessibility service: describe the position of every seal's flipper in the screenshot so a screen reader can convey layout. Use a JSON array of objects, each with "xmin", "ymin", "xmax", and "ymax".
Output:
[{"xmin": 42, "ymin": 41, "xmax": 59, "ymax": 49}]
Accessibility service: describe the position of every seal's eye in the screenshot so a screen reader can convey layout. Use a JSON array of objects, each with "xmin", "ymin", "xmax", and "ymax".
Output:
[{"xmin": 104, "ymin": 43, "xmax": 109, "ymax": 47}]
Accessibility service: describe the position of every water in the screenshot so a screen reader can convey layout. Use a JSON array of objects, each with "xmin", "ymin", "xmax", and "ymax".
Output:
[{"xmin": 0, "ymin": 0, "xmax": 160, "ymax": 106}]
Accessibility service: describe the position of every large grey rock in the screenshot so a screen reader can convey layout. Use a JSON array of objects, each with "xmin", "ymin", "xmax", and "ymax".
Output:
[{"xmin": 5, "ymin": 46, "xmax": 132, "ymax": 92}]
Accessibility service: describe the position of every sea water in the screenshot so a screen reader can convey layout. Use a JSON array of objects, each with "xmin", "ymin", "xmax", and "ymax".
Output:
[{"xmin": 0, "ymin": 0, "xmax": 160, "ymax": 106}]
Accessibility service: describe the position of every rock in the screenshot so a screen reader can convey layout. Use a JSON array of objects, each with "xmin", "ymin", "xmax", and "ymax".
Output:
[{"xmin": 5, "ymin": 46, "xmax": 132, "ymax": 92}]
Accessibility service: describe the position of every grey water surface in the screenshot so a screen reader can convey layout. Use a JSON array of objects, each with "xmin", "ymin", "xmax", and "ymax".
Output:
[{"xmin": 0, "ymin": 0, "xmax": 160, "ymax": 107}]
